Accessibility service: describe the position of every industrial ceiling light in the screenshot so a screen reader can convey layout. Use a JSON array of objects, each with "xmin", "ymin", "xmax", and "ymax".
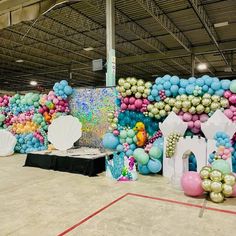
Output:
[
  {"xmin": 30, "ymin": 81, "xmax": 37, "ymax": 86},
  {"xmin": 197, "ymin": 63, "xmax": 207, "ymax": 71},
  {"xmin": 83, "ymin": 47, "xmax": 94, "ymax": 51},
  {"xmin": 214, "ymin": 21, "xmax": 229, "ymax": 28},
  {"xmin": 16, "ymin": 59, "xmax": 24, "ymax": 63}
]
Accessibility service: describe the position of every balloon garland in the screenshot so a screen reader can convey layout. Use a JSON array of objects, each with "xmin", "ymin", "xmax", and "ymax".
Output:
[{"xmin": 166, "ymin": 133, "xmax": 181, "ymax": 158}]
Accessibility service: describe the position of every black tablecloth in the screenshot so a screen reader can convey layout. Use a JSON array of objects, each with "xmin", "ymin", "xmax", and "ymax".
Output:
[{"xmin": 24, "ymin": 153, "xmax": 108, "ymax": 176}]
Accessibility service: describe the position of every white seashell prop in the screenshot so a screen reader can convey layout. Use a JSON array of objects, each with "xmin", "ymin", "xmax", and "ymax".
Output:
[
  {"xmin": 0, "ymin": 130, "xmax": 17, "ymax": 156},
  {"xmin": 201, "ymin": 109, "xmax": 236, "ymax": 139},
  {"xmin": 159, "ymin": 111, "xmax": 188, "ymax": 137},
  {"xmin": 48, "ymin": 115, "xmax": 82, "ymax": 151}
]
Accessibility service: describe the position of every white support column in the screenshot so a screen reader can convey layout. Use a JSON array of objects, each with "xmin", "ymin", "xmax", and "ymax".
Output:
[{"xmin": 106, "ymin": 0, "xmax": 116, "ymax": 86}]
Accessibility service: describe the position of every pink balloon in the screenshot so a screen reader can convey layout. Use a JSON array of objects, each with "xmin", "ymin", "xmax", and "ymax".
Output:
[
  {"xmin": 121, "ymin": 103, "xmax": 127, "ymax": 110},
  {"xmin": 129, "ymin": 104, "xmax": 136, "ymax": 111},
  {"xmin": 123, "ymin": 97, "xmax": 129, "ymax": 105},
  {"xmin": 188, "ymin": 121, "xmax": 194, "ymax": 129},
  {"xmin": 230, "ymin": 105, "xmax": 236, "ymax": 112},
  {"xmin": 182, "ymin": 112, "xmax": 192, "ymax": 122},
  {"xmin": 181, "ymin": 171, "xmax": 204, "ymax": 197},
  {"xmin": 134, "ymin": 99, "xmax": 143, "ymax": 109},
  {"xmin": 224, "ymin": 90, "xmax": 232, "ymax": 99},
  {"xmin": 143, "ymin": 99, "xmax": 150, "ymax": 105},
  {"xmin": 192, "ymin": 127, "xmax": 200, "ymax": 134},
  {"xmin": 113, "ymin": 130, "xmax": 119, "ymax": 136},
  {"xmin": 199, "ymin": 114, "xmax": 209, "ymax": 122},
  {"xmin": 129, "ymin": 97, "xmax": 136, "ymax": 104},
  {"xmin": 229, "ymin": 95, "xmax": 236, "ymax": 104},
  {"xmin": 194, "ymin": 120, "xmax": 201, "ymax": 129},
  {"xmin": 192, "ymin": 114, "xmax": 199, "ymax": 122}
]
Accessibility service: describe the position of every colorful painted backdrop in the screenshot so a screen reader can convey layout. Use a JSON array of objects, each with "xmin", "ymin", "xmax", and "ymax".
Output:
[{"xmin": 69, "ymin": 87, "xmax": 117, "ymax": 147}]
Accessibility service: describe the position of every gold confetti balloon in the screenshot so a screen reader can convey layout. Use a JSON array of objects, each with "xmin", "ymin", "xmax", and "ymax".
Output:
[
  {"xmin": 222, "ymin": 184, "xmax": 233, "ymax": 197},
  {"xmin": 209, "ymin": 170, "xmax": 223, "ymax": 182},
  {"xmin": 200, "ymin": 169, "xmax": 210, "ymax": 179},
  {"xmin": 223, "ymin": 174, "xmax": 236, "ymax": 186},
  {"xmin": 210, "ymin": 192, "xmax": 224, "ymax": 203},
  {"xmin": 210, "ymin": 181, "xmax": 222, "ymax": 193},
  {"xmin": 201, "ymin": 179, "xmax": 212, "ymax": 192}
]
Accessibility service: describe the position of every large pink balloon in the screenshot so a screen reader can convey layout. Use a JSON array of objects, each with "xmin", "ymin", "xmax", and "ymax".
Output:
[
  {"xmin": 181, "ymin": 171, "xmax": 204, "ymax": 197},
  {"xmin": 232, "ymin": 184, "xmax": 236, "ymax": 197}
]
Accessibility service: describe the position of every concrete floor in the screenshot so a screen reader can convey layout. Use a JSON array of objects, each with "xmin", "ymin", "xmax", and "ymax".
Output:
[{"xmin": 0, "ymin": 155, "xmax": 236, "ymax": 236}]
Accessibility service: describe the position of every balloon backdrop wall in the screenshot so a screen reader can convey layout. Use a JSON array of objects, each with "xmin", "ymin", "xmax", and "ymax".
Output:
[
  {"xmin": 0, "ymin": 80, "xmax": 73, "ymax": 153},
  {"xmin": 103, "ymin": 75, "xmax": 236, "ymax": 184}
]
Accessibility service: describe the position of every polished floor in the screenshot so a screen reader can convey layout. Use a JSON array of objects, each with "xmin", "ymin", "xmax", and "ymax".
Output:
[{"xmin": 0, "ymin": 154, "xmax": 236, "ymax": 236}]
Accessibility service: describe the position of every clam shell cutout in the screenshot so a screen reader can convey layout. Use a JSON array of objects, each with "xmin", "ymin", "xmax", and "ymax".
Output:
[
  {"xmin": 0, "ymin": 130, "xmax": 17, "ymax": 156},
  {"xmin": 48, "ymin": 115, "xmax": 82, "ymax": 151}
]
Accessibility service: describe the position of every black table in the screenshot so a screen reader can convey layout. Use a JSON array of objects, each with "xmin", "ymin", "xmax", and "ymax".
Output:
[{"xmin": 24, "ymin": 152, "xmax": 111, "ymax": 176}]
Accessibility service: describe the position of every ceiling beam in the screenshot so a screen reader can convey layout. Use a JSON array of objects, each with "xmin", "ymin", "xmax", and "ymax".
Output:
[{"xmin": 187, "ymin": 0, "xmax": 230, "ymax": 66}]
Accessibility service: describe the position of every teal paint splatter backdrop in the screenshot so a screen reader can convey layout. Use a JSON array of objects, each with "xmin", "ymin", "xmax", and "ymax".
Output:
[{"xmin": 69, "ymin": 87, "xmax": 117, "ymax": 147}]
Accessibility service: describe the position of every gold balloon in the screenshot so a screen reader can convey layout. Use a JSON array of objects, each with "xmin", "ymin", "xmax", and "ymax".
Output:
[
  {"xmin": 210, "ymin": 192, "xmax": 224, "ymax": 203},
  {"xmin": 202, "ymin": 179, "xmax": 212, "ymax": 192},
  {"xmin": 210, "ymin": 170, "xmax": 223, "ymax": 182},
  {"xmin": 200, "ymin": 169, "xmax": 210, "ymax": 179},
  {"xmin": 211, "ymin": 181, "xmax": 222, "ymax": 193},
  {"xmin": 202, "ymin": 166, "xmax": 212, "ymax": 172},
  {"xmin": 224, "ymin": 174, "xmax": 236, "ymax": 186},
  {"xmin": 222, "ymin": 184, "xmax": 233, "ymax": 197}
]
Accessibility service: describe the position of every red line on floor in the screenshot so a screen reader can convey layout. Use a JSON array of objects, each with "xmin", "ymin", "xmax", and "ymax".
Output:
[
  {"xmin": 58, "ymin": 192, "xmax": 236, "ymax": 235},
  {"xmin": 127, "ymin": 193, "xmax": 236, "ymax": 215},
  {"xmin": 57, "ymin": 193, "xmax": 128, "ymax": 236}
]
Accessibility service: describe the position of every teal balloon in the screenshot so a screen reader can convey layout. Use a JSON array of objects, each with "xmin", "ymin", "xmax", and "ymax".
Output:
[
  {"xmin": 212, "ymin": 159, "xmax": 231, "ymax": 175},
  {"xmin": 147, "ymin": 159, "xmax": 162, "ymax": 173},
  {"xmin": 126, "ymin": 137, "xmax": 133, "ymax": 144},
  {"xmin": 138, "ymin": 164, "xmax": 151, "ymax": 175},
  {"xmin": 149, "ymin": 146, "xmax": 162, "ymax": 159},
  {"xmin": 230, "ymin": 80, "xmax": 236, "ymax": 93},
  {"xmin": 102, "ymin": 133, "xmax": 119, "ymax": 150},
  {"xmin": 116, "ymin": 144, "xmax": 124, "ymax": 152}
]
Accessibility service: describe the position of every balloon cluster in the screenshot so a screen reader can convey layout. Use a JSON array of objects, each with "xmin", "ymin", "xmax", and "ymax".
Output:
[
  {"xmin": 116, "ymin": 77, "xmax": 152, "ymax": 98},
  {"xmin": 166, "ymin": 133, "xmax": 181, "ymax": 157},
  {"xmin": 107, "ymin": 112, "xmax": 119, "ymax": 132},
  {"xmin": 149, "ymin": 75, "xmax": 231, "ymax": 101},
  {"xmin": 200, "ymin": 166, "xmax": 236, "ymax": 203},
  {"xmin": 179, "ymin": 112, "xmax": 209, "ymax": 134},
  {"xmin": 208, "ymin": 132, "xmax": 233, "ymax": 163},
  {"xmin": 0, "ymin": 80, "xmax": 73, "ymax": 153},
  {"xmin": 120, "ymin": 97, "xmax": 150, "ymax": 112},
  {"xmin": 53, "ymin": 80, "xmax": 73, "ymax": 99}
]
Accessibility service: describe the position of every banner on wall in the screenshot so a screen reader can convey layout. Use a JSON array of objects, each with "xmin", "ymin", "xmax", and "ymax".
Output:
[{"xmin": 69, "ymin": 87, "xmax": 117, "ymax": 148}]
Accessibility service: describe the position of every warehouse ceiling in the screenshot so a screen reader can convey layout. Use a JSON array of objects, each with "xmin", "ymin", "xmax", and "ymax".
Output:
[{"xmin": 0, "ymin": 0, "xmax": 236, "ymax": 91}]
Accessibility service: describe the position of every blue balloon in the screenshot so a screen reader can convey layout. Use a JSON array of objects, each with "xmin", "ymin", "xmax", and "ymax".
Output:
[
  {"xmin": 221, "ymin": 80, "xmax": 231, "ymax": 90},
  {"xmin": 165, "ymin": 90, "xmax": 171, "ymax": 96},
  {"xmin": 147, "ymin": 159, "xmax": 162, "ymax": 173},
  {"xmin": 102, "ymin": 133, "xmax": 119, "ymax": 150},
  {"xmin": 170, "ymin": 85, "xmax": 179, "ymax": 94},
  {"xmin": 155, "ymin": 96, "xmax": 161, "ymax": 102},
  {"xmin": 202, "ymin": 85, "xmax": 209, "ymax": 92},
  {"xmin": 155, "ymin": 77, "xmax": 162, "ymax": 84},
  {"xmin": 138, "ymin": 163, "xmax": 151, "ymax": 175},
  {"xmin": 215, "ymin": 89, "xmax": 224, "ymax": 96},
  {"xmin": 116, "ymin": 144, "xmax": 124, "ymax": 152},
  {"xmin": 208, "ymin": 88, "xmax": 214, "ymax": 95},
  {"xmin": 189, "ymin": 77, "xmax": 196, "ymax": 84},
  {"xmin": 64, "ymin": 86, "xmax": 73, "ymax": 95},
  {"xmin": 153, "ymin": 137, "xmax": 164, "ymax": 150},
  {"xmin": 204, "ymin": 76, "xmax": 213, "ymax": 86},
  {"xmin": 186, "ymin": 84, "xmax": 195, "ymax": 94},
  {"xmin": 163, "ymin": 74, "xmax": 171, "ymax": 81},
  {"xmin": 126, "ymin": 149, "xmax": 133, "ymax": 156},
  {"xmin": 196, "ymin": 78, "xmax": 204, "ymax": 87},
  {"xmin": 211, "ymin": 81, "xmax": 221, "ymax": 91},
  {"xmin": 151, "ymin": 89, "xmax": 158, "ymax": 96},
  {"xmin": 178, "ymin": 88, "xmax": 186, "ymax": 95},
  {"xmin": 156, "ymin": 84, "xmax": 163, "ymax": 90},
  {"xmin": 60, "ymin": 80, "xmax": 68, "ymax": 86},
  {"xmin": 130, "ymin": 144, "xmax": 136, "ymax": 150},
  {"xmin": 170, "ymin": 76, "xmax": 180, "ymax": 85},
  {"xmin": 148, "ymin": 95, "xmax": 155, "ymax": 102},
  {"xmin": 163, "ymin": 81, "xmax": 171, "ymax": 89}
]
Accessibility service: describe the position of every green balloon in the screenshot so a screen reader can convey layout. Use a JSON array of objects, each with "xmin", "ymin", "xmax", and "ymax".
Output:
[
  {"xmin": 120, "ymin": 130, "xmax": 127, "ymax": 139},
  {"xmin": 133, "ymin": 148, "xmax": 149, "ymax": 165},
  {"xmin": 230, "ymin": 80, "xmax": 236, "ymax": 93},
  {"xmin": 127, "ymin": 129, "xmax": 135, "ymax": 138},
  {"xmin": 149, "ymin": 146, "xmax": 162, "ymax": 159},
  {"xmin": 212, "ymin": 159, "xmax": 231, "ymax": 175},
  {"xmin": 126, "ymin": 137, "xmax": 133, "ymax": 144},
  {"xmin": 0, "ymin": 114, "xmax": 5, "ymax": 122}
]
